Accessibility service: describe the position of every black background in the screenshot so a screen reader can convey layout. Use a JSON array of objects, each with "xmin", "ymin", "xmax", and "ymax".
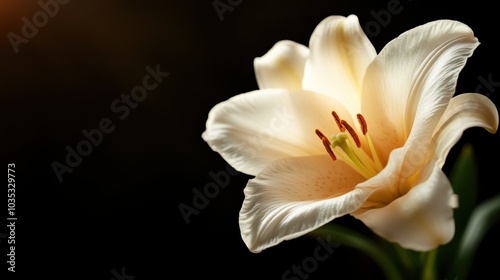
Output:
[{"xmin": 1, "ymin": 0, "xmax": 499, "ymax": 279}]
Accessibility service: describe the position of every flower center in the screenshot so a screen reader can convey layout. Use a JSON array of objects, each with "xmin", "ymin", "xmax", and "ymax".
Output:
[{"xmin": 315, "ymin": 112, "xmax": 383, "ymax": 179}]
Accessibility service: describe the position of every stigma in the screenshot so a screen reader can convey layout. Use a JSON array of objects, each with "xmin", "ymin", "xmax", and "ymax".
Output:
[{"xmin": 315, "ymin": 111, "xmax": 383, "ymax": 179}]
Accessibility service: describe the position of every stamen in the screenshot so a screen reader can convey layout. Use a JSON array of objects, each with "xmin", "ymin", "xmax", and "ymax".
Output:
[
  {"xmin": 315, "ymin": 129, "xmax": 336, "ymax": 161},
  {"xmin": 330, "ymin": 133, "xmax": 373, "ymax": 178},
  {"xmin": 366, "ymin": 134, "xmax": 383, "ymax": 170},
  {"xmin": 357, "ymin": 114, "xmax": 368, "ymax": 135},
  {"xmin": 340, "ymin": 120, "xmax": 361, "ymax": 148},
  {"xmin": 322, "ymin": 139, "xmax": 337, "ymax": 161},
  {"xmin": 331, "ymin": 111, "xmax": 345, "ymax": 132},
  {"xmin": 315, "ymin": 111, "xmax": 382, "ymax": 180},
  {"xmin": 315, "ymin": 128, "xmax": 327, "ymax": 139}
]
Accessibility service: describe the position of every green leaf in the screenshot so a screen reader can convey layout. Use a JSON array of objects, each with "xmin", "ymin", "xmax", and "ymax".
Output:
[
  {"xmin": 448, "ymin": 194, "xmax": 500, "ymax": 279},
  {"xmin": 437, "ymin": 143, "xmax": 478, "ymax": 276},
  {"xmin": 449, "ymin": 143, "xmax": 478, "ymax": 235},
  {"xmin": 310, "ymin": 223, "xmax": 405, "ymax": 280}
]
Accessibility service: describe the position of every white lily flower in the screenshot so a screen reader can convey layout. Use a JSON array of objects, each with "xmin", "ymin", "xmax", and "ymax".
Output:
[{"xmin": 202, "ymin": 14, "xmax": 499, "ymax": 253}]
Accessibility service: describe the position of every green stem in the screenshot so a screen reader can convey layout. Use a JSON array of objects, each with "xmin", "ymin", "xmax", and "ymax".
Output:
[
  {"xmin": 311, "ymin": 224, "xmax": 405, "ymax": 280},
  {"xmin": 421, "ymin": 249, "xmax": 437, "ymax": 280},
  {"xmin": 374, "ymin": 235, "xmax": 418, "ymax": 278},
  {"xmin": 393, "ymin": 243, "xmax": 416, "ymax": 275}
]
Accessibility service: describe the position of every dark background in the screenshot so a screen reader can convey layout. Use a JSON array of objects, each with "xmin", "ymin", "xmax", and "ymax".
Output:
[{"xmin": 1, "ymin": 0, "xmax": 499, "ymax": 279}]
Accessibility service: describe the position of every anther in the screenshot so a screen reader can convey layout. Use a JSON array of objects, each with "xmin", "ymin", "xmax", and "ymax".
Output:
[
  {"xmin": 357, "ymin": 114, "xmax": 368, "ymax": 135},
  {"xmin": 315, "ymin": 129, "xmax": 337, "ymax": 161},
  {"xmin": 340, "ymin": 120, "xmax": 361, "ymax": 148},
  {"xmin": 331, "ymin": 111, "xmax": 345, "ymax": 132},
  {"xmin": 315, "ymin": 129, "xmax": 327, "ymax": 140}
]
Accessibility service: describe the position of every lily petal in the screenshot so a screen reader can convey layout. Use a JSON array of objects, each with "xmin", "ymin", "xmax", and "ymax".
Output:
[
  {"xmin": 353, "ymin": 160, "xmax": 456, "ymax": 251},
  {"xmin": 432, "ymin": 93, "xmax": 499, "ymax": 168},
  {"xmin": 239, "ymin": 155, "xmax": 368, "ymax": 253},
  {"xmin": 302, "ymin": 14, "xmax": 377, "ymax": 114},
  {"xmin": 202, "ymin": 89, "xmax": 352, "ymax": 176},
  {"xmin": 254, "ymin": 40, "xmax": 309, "ymax": 90},
  {"xmin": 362, "ymin": 20, "xmax": 479, "ymax": 163}
]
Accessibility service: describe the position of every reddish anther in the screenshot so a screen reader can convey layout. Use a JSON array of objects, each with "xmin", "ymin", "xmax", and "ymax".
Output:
[
  {"xmin": 341, "ymin": 120, "xmax": 361, "ymax": 148},
  {"xmin": 357, "ymin": 114, "xmax": 368, "ymax": 135},
  {"xmin": 315, "ymin": 129, "xmax": 336, "ymax": 161},
  {"xmin": 331, "ymin": 111, "xmax": 345, "ymax": 132}
]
